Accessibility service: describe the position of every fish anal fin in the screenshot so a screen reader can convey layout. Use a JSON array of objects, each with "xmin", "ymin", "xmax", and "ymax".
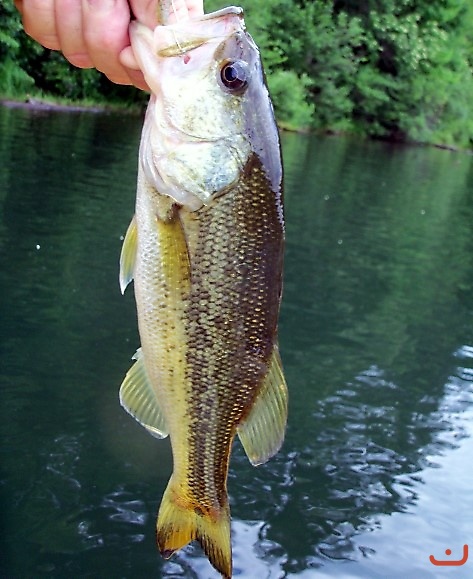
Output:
[
  {"xmin": 237, "ymin": 346, "xmax": 288, "ymax": 466},
  {"xmin": 119, "ymin": 348, "xmax": 168, "ymax": 439},
  {"xmin": 157, "ymin": 478, "xmax": 232, "ymax": 578},
  {"xmin": 119, "ymin": 215, "xmax": 138, "ymax": 294}
]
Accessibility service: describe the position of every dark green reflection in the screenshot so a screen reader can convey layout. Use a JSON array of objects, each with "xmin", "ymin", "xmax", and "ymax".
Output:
[{"xmin": 267, "ymin": 132, "xmax": 473, "ymax": 569}]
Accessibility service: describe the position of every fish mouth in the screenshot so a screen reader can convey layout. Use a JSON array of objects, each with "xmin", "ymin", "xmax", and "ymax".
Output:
[
  {"xmin": 199, "ymin": 6, "xmax": 243, "ymax": 21},
  {"xmin": 154, "ymin": 6, "xmax": 245, "ymax": 58}
]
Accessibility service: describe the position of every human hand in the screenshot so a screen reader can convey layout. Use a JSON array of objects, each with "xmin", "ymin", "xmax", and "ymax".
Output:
[{"xmin": 15, "ymin": 0, "xmax": 205, "ymax": 91}]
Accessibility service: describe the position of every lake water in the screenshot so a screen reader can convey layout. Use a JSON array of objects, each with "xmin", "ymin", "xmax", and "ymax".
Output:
[{"xmin": 1, "ymin": 104, "xmax": 472, "ymax": 578}]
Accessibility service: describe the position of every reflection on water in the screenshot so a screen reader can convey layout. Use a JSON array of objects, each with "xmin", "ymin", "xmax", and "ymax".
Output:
[{"xmin": 1, "ymin": 105, "xmax": 472, "ymax": 578}]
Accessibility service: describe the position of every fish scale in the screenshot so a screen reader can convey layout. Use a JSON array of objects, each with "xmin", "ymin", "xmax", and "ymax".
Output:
[{"xmin": 170, "ymin": 153, "xmax": 284, "ymax": 544}]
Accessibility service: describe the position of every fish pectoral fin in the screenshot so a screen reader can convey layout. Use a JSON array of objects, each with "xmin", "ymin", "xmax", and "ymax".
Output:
[
  {"xmin": 237, "ymin": 346, "xmax": 288, "ymax": 466},
  {"xmin": 119, "ymin": 348, "xmax": 169, "ymax": 439},
  {"xmin": 119, "ymin": 215, "xmax": 137, "ymax": 294},
  {"xmin": 156, "ymin": 205, "xmax": 191, "ymax": 297}
]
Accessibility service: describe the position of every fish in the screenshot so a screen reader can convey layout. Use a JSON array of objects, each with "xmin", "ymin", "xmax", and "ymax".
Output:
[{"xmin": 118, "ymin": 6, "xmax": 287, "ymax": 577}]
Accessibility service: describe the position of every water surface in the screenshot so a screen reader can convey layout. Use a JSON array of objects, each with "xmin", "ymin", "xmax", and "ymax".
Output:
[{"xmin": 1, "ymin": 105, "xmax": 472, "ymax": 578}]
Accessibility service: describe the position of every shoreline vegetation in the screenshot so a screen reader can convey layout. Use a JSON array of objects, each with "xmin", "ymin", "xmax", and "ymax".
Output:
[
  {"xmin": 1, "ymin": 0, "xmax": 472, "ymax": 150},
  {"xmin": 1, "ymin": 95, "xmax": 467, "ymax": 155},
  {"xmin": 0, "ymin": 92, "xmax": 467, "ymax": 155},
  {"xmin": 0, "ymin": 94, "xmax": 144, "ymax": 115}
]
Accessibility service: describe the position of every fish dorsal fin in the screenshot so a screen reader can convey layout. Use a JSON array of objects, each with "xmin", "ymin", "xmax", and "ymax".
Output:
[
  {"xmin": 119, "ymin": 216, "xmax": 137, "ymax": 294},
  {"xmin": 237, "ymin": 346, "xmax": 288, "ymax": 466},
  {"xmin": 119, "ymin": 348, "xmax": 169, "ymax": 439}
]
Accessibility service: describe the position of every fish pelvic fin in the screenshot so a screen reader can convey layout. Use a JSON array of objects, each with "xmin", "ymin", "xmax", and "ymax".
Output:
[
  {"xmin": 157, "ymin": 478, "xmax": 232, "ymax": 579},
  {"xmin": 237, "ymin": 345, "xmax": 288, "ymax": 466},
  {"xmin": 119, "ymin": 348, "xmax": 169, "ymax": 439}
]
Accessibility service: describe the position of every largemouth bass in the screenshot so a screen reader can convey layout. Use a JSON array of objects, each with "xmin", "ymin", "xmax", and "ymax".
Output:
[{"xmin": 119, "ymin": 6, "xmax": 287, "ymax": 577}]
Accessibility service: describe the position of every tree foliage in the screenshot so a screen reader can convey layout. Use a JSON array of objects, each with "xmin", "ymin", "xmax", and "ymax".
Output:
[
  {"xmin": 1, "ymin": 0, "xmax": 472, "ymax": 147},
  {"xmin": 0, "ymin": 0, "xmax": 146, "ymax": 105}
]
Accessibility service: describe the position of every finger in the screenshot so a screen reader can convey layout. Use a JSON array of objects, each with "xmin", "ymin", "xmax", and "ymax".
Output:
[
  {"xmin": 128, "ymin": 0, "xmax": 158, "ymax": 29},
  {"xmin": 81, "ymin": 0, "xmax": 133, "ymax": 84},
  {"xmin": 119, "ymin": 47, "xmax": 150, "ymax": 91},
  {"xmin": 167, "ymin": 0, "xmax": 190, "ymax": 24},
  {"xmin": 156, "ymin": 0, "xmax": 200, "ymax": 25},
  {"xmin": 19, "ymin": 0, "xmax": 60, "ymax": 50},
  {"xmin": 54, "ymin": 0, "xmax": 93, "ymax": 68},
  {"xmin": 119, "ymin": 45, "xmax": 141, "ymax": 71},
  {"xmin": 128, "ymin": 0, "xmax": 203, "ymax": 27},
  {"xmin": 167, "ymin": 0, "xmax": 205, "ymax": 22},
  {"xmin": 127, "ymin": 70, "xmax": 150, "ymax": 92}
]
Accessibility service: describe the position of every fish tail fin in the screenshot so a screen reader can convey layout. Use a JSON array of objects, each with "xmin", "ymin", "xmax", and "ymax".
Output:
[{"xmin": 157, "ymin": 478, "xmax": 232, "ymax": 578}]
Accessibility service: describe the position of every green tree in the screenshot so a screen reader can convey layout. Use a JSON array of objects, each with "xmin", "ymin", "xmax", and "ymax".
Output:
[
  {"xmin": 2, "ymin": 0, "xmax": 472, "ymax": 146},
  {"xmin": 335, "ymin": 0, "xmax": 473, "ymax": 146},
  {"xmin": 0, "ymin": 0, "xmax": 35, "ymax": 94},
  {"xmin": 0, "ymin": 0, "xmax": 145, "ymax": 105}
]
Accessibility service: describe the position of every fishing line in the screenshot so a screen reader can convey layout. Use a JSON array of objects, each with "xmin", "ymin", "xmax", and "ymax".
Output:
[
  {"xmin": 170, "ymin": 0, "xmax": 185, "ymax": 55},
  {"xmin": 170, "ymin": 0, "xmax": 179, "ymax": 20}
]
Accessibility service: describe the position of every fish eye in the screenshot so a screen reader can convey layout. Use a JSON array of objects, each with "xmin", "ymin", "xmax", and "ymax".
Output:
[{"xmin": 220, "ymin": 60, "xmax": 249, "ymax": 93}]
